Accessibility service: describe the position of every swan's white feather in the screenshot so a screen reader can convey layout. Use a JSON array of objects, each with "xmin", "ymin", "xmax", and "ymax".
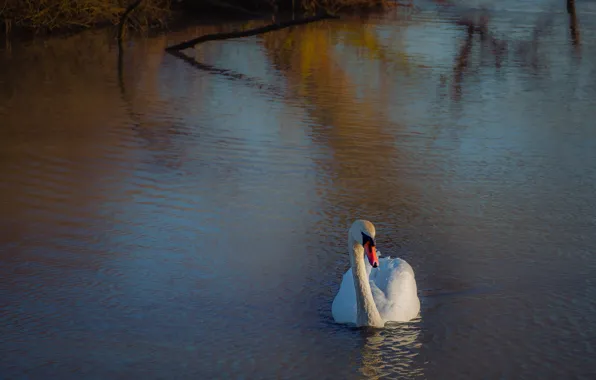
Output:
[{"xmin": 332, "ymin": 255, "xmax": 420, "ymax": 324}]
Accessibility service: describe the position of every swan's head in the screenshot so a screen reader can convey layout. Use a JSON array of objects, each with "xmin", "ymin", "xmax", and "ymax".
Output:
[{"xmin": 349, "ymin": 220, "xmax": 378, "ymax": 268}]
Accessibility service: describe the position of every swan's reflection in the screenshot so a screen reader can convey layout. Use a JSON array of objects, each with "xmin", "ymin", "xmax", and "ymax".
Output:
[{"xmin": 358, "ymin": 320, "xmax": 423, "ymax": 379}]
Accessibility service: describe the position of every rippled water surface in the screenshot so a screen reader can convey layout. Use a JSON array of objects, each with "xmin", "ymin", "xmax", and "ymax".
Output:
[{"xmin": 2, "ymin": 1, "xmax": 596, "ymax": 378}]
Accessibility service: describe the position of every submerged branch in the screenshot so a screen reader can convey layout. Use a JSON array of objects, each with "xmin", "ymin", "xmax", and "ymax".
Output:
[
  {"xmin": 166, "ymin": 49, "xmax": 285, "ymax": 97},
  {"xmin": 165, "ymin": 13, "xmax": 338, "ymax": 51}
]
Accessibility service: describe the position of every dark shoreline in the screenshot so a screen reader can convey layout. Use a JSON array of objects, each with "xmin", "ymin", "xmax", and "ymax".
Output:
[
  {"xmin": 0, "ymin": 0, "xmax": 400, "ymax": 45},
  {"xmin": 0, "ymin": 7, "xmax": 281, "ymax": 45}
]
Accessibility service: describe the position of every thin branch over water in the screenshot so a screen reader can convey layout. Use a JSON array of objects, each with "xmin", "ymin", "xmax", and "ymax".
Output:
[
  {"xmin": 165, "ymin": 13, "xmax": 338, "ymax": 51},
  {"xmin": 118, "ymin": 0, "xmax": 143, "ymax": 43},
  {"xmin": 568, "ymin": 0, "xmax": 580, "ymax": 47}
]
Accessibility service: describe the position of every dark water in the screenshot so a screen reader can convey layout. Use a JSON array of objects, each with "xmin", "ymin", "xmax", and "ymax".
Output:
[{"xmin": 2, "ymin": 1, "xmax": 596, "ymax": 378}]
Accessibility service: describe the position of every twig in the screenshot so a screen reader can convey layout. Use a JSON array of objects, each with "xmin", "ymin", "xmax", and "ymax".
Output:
[
  {"xmin": 165, "ymin": 13, "xmax": 339, "ymax": 51},
  {"xmin": 118, "ymin": 0, "xmax": 143, "ymax": 42},
  {"xmin": 567, "ymin": 0, "xmax": 575, "ymax": 14},
  {"xmin": 567, "ymin": 0, "xmax": 580, "ymax": 46}
]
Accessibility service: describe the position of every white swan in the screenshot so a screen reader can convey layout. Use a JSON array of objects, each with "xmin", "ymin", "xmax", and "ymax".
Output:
[{"xmin": 332, "ymin": 220, "xmax": 420, "ymax": 327}]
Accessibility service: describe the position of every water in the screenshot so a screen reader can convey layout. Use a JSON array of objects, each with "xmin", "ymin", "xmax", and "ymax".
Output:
[{"xmin": 2, "ymin": 1, "xmax": 596, "ymax": 378}]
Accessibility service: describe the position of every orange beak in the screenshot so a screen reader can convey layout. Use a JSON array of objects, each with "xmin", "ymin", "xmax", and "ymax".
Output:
[{"xmin": 365, "ymin": 242, "xmax": 379, "ymax": 268}]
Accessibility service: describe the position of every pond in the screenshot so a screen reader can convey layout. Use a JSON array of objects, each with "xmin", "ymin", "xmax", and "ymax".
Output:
[{"xmin": 1, "ymin": 1, "xmax": 596, "ymax": 378}]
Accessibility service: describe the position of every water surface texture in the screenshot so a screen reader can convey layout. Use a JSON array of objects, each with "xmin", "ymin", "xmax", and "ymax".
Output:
[{"xmin": 2, "ymin": 1, "xmax": 596, "ymax": 378}]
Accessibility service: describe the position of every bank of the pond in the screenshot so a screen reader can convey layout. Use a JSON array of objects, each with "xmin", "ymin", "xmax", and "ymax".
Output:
[{"xmin": 0, "ymin": 0, "xmax": 397, "ymax": 38}]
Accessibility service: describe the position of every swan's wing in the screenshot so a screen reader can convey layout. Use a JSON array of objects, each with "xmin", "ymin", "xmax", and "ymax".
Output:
[
  {"xmin": 331, "ymin": 268, "xmax": 357, "ymax": 324},
  {"xmin": 368, "ymin": 258, "xmax": 395, "ymax": 318},
  {"xmin": 371, "ymin": 257, "xmax": 420, "ymax": 322}
]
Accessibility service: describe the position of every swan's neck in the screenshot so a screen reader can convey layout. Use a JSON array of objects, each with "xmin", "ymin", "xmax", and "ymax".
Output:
[{"xmin": 350, "ymin": 243, "xmax": 384, "ymax": 328}]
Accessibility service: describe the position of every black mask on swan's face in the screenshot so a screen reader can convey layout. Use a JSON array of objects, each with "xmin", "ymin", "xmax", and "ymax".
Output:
[
  {"xmin": 349, "ymin": 220, "xmax": 379, "ymax": 267},
  {"xmin": 361, "ymin": 232, "xmax": 378, "ymax": 268}
]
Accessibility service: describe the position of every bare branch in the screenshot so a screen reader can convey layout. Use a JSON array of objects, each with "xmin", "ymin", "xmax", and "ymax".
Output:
[{"xmin": 165, "ymin": 13, "xmax": 338, "ymax": 51}]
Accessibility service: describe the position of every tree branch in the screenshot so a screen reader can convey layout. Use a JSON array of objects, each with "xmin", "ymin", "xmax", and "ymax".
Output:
[{"xmin": 165, "ymin": 13, "xmax": 338, "ymax": 51}]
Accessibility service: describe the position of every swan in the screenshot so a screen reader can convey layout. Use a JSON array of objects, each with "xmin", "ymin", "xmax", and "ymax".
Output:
[{"xmin": 332, "ymin": 220, "xmax": 420, "ymax": 328}]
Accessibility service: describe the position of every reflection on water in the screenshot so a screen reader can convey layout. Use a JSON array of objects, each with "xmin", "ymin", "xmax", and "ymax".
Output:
[
  {"xmin": 2, "ymin": 1, "xmax": 596, "ymax": 378},
  {"xmin": 359, "ymin": 322, "xmax": 422, "ymax": 379}
]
